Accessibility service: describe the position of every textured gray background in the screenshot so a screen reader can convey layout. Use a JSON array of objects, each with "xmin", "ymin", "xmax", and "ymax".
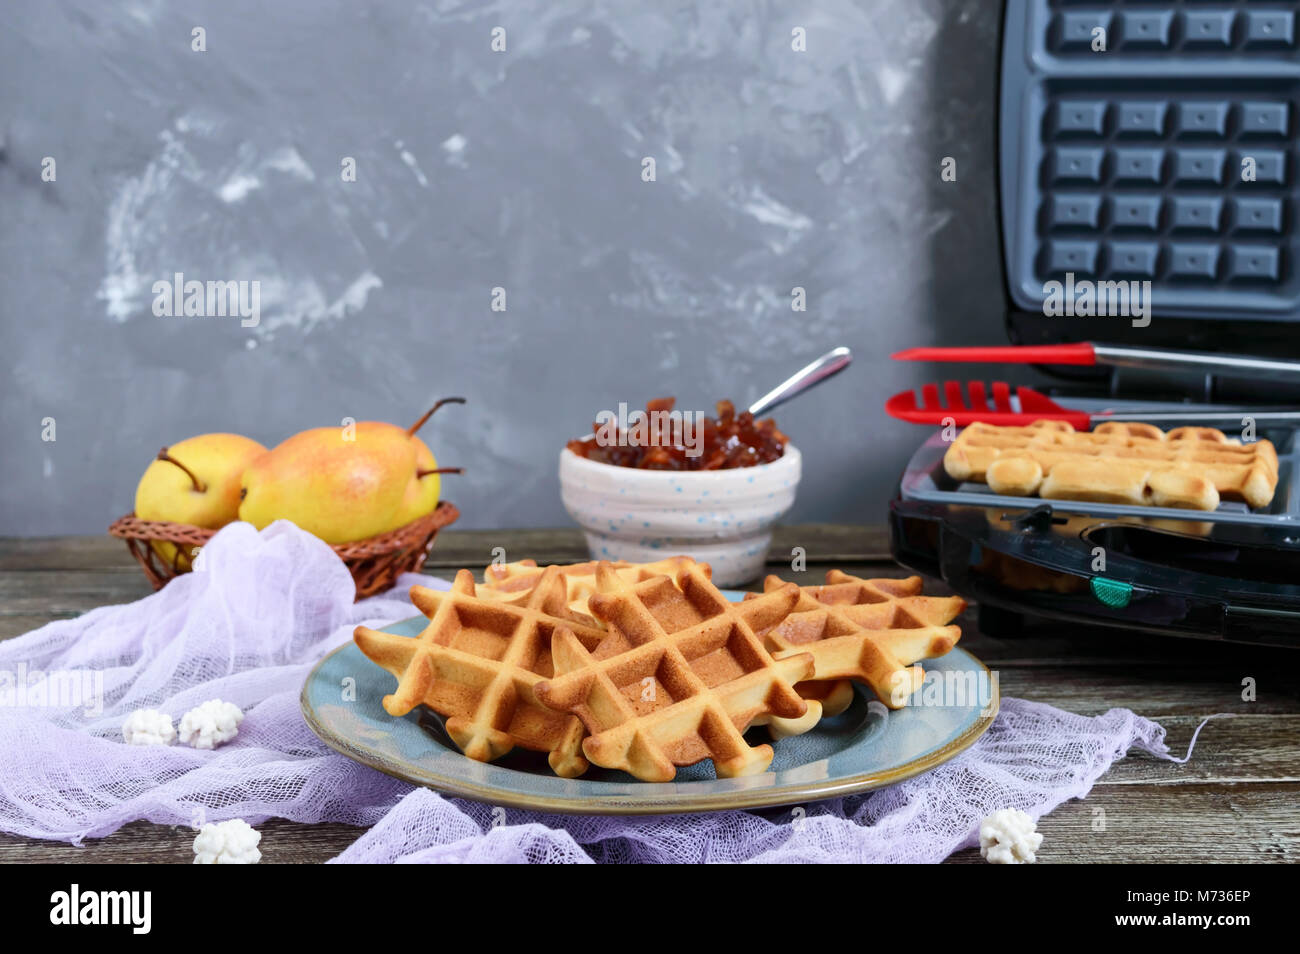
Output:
[{"xmin": 0, "ymin": 0, "xmax": 1015, "ymax": 536}]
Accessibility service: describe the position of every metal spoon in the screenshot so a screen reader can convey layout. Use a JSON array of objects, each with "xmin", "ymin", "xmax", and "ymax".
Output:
[{"xmin": 748, "ymin": 347, "xmax": 853, "ymax": 417}]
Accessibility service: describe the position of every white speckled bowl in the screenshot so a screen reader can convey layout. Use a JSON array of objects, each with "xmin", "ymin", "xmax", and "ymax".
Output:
[{"xmin": 558, "ymin": 445, "xmax": 802, "ymax": 587}]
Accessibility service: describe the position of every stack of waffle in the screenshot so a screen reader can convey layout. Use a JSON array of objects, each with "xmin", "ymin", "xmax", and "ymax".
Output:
[{"xmin": 354, "ymin": 556, "xmax": 965, "ymax": 782}]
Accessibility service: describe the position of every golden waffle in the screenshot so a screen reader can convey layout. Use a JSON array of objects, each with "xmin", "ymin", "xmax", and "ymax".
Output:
[
  {"xmin": 747, "ymin": 571, "xmax": 964, "ymax": 714},
  {"xmin": 481, "ymin": 559, "xmax": 611, "ymax": 597},
  {"xmin": 944, "ymin": 420, "xmax": 1278, "ymax": 511},
  {"xmin": 534, "ymin": 562, "xmax": 814, "ymax": 782},
  {"xmin": 479, "ymin": 557, "xmax": 700, "ymax": 621},
  {"xmin": 353, "ymin": 566, "xmax": 609, "ymax": 778},
  {"xmin": 749, "ymin": 678, "xmax": 856, "ymax": 739}
]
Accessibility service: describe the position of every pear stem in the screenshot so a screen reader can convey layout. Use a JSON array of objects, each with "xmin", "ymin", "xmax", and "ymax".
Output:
[
  {"xmin": 407, "ymin": 397, "xmax": 466, "ymax": 437},
  {"xmin": 416, "ymin": 466, "xmax": 463, "ymax": 479},
  {"xmin": 157, "ymin": 447, "xmax": 206, "ymax": 493}
]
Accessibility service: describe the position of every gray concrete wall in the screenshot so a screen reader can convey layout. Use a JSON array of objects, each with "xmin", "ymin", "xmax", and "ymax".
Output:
[{"xmin": 0, "ymin": 0, "xmax": 1011, "ymax": 536}]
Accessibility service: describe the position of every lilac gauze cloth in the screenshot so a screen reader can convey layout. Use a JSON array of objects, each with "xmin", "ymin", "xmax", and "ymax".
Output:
[{"xmin": 0, "ymin": 521, "xmax": 1189, "ymax": 862}]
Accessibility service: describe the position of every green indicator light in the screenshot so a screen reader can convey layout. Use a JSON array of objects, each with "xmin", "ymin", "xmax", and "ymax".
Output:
[{"xmin": 1091, "ymin": 576, "xmax": 1132, "ymax": 609}]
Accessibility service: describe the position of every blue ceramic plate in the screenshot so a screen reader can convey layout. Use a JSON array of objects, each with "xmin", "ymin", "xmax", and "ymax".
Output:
[{"xmin": 301, "ymin": 591, "xmax": 998, "ymax": 814}]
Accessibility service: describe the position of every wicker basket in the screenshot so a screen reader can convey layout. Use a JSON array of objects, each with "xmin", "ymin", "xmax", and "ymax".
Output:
[{"xmin": 108, "ymin": 501, "xmax": 459, "ymax": 600}]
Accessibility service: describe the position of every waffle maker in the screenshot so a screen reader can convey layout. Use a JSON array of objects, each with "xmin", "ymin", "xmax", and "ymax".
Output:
[{"xmin": 889, "ymin": 0, "xmax": 1300, "ymax": 648}]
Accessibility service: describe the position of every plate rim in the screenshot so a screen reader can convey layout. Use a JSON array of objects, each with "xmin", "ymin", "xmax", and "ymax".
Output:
[{"xmin": 301, "ymin": 631, "xmax": 998, "ymax": 815}]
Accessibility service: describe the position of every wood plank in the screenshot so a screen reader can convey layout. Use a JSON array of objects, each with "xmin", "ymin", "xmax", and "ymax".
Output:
[
  {"xmin": 0, "ymin": 525, "xmax": 892, "ymax": 572},
  {"xmin": 3, "ymin": 567, "xmax": 1294, "ymax": 713},
  {"xmin": 990, "ymin": 666, "xmax": 1298, "ymax": 715},
  {"xmin": 422, "ymin": 529, "xmax": 591, "ymax": 568},
  {"xmin": 1095, "ymin": 715, "xmax": 1300, "ymax": 783},
  {"xmin": 425, "ymin": 524, "xmax": 890, "ymax": 569},
  {"xmin": 0, "ymin": 819, "xmax": 367, "ymax": 865},
  {"xmin": 771, "ymin": 524, "xmax": 892, "ymax": 563},
  {"xmin": 0, "ymin": 536, "xmax": 140, "ymax": 571},
  {"xmin": 2, "ymin": 780, "xmax": 1294, "ymax": 863},
  {"xmin": 0, "ymin": 559, "xmax": 901, "ymax": 642},
  {"xmin": 949, "ymin": 784, "xmax": 1300, "ymax": 863},
  {"xmin": 0, "ymin": 570, "xmax": 155, "ymax": 615},
  {"xmin": 0, "ymin": 615, "xmax": 78, "ymax": 640},
  {"xmin": 3, "ymin": 567, "xmax": 1296, "ymax": 716}
]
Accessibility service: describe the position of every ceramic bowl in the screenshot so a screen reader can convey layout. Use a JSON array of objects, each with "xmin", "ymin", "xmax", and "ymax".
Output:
[{"xmin": 557, "ymin": 445, "xmax": 802, "ymax": 586}]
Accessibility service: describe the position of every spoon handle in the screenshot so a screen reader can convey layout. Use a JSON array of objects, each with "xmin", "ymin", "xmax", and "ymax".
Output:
[{"xmin": 748, "ymin": 347, "xmax": 853, "ymax": 418}]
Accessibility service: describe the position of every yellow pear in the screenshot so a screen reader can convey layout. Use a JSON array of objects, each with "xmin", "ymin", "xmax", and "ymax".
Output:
[
  {"xmin": 390, "ymin": 434, "xmax": 445, "ymax": 528},
  {"xmin": 387, "ymin": 399, "xmax": 464, "ymax": 528},
  {"xmin": 239, "ymin": 399, "xmax": 463, "ymax": 544},
  {"xmin": 134, "ymin": 433, "xmax": 268, "ymax": 571}
]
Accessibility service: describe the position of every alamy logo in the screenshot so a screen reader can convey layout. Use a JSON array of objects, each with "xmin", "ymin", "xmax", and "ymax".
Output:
[
  {"xmin": 1042, "ymin": 272, "xmax": 1151, "ymax": 328},
  {"xmin": 0, "ymin": 664, "xmax": 102, "ymax": 716},
  {"xmin": 890, "ymin": 668, "xmax": 999, "ymax": 715},
  {"xmin": 49, "ymin": 885, "xmax": 151, "ymax": 934},
  {"xmin": 152, "ymin": 272, "xmax": 261, "ymax": 328},
  {"xmin": 594, "ymin": 403, "xmax": 705, "ymax": 458}
]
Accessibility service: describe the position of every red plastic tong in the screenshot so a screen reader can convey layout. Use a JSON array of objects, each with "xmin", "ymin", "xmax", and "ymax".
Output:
[
  {"xmin": 886, "ymin": 343, "xmax": 1300, "ymax": 427},
  {"xmin": 885, "ymin": 380, "xmax": 1093, "ymax": 428}
]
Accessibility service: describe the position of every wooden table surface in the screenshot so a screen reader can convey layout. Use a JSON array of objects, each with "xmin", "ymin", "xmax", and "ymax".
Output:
[{"xmin": 1, "ymin": 525, "xmax": 1296, "ymax": 864}]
